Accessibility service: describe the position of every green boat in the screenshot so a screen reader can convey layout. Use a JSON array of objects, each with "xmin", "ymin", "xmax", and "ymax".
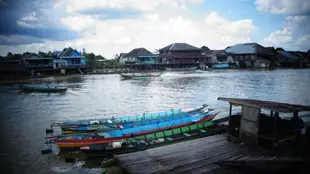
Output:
[
  {"xmin": 21, "ymin": 84, "xmax": 67, "ymax": 93},
  {"xmin": 79, "ymin": 119, "xmax": 224, "ymax": 157}
]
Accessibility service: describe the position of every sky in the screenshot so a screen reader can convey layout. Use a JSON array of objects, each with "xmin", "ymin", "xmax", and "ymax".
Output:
[{"xmin": 0, "ymin": 0, "xmax": 309, "ymax": 58}]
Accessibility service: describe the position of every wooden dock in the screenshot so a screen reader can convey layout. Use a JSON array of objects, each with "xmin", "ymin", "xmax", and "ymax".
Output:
[
  {"xmin": 116, "ymin": 135, "xmax": 247, "ymax": 174},
  {"xmin": 116, "ymin": 134, "xmax": 306, "ymax": 174}
]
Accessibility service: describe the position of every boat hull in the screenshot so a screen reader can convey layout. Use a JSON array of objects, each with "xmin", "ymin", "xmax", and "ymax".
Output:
[
  {"xmin": 119, "ymin": 73, "xmax": 161, "ymax": 79},
  {"xmin": 166, "ymin": 67, "xmax": 197, "ymax": 71},
  {"xmin": 53, "ymin": 113, "xmax": 218, "ymax": 148},
  {"xmin": 212, "ymin": 63, "xmax": 229, "ymax": 69},
  {"xmin": 21, "ymin": 85, "xmax": 67, "ymax": 93}
]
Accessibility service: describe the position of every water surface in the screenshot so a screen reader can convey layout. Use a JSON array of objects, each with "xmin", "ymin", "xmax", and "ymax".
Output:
[{"xmin": 0, "ymin": 69, "xmax": 310, "ymax": 173}]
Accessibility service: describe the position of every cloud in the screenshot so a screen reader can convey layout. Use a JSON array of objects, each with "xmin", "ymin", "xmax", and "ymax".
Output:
[
  {"xmin": 0, "ymin": 0, "xmax": 79, "ymax": 42},
  {"xmin": 0, "ymin": 9, "xmax": 256, "ymax": 57},
  {"xmin": 66, "ymin": 0, "xmax": 203, "ymax": 13},
  {"xmin": 0, "ymin": 35, "xmax": 46, "ymax": 45},
  {"xmin": 255, "ymin": 0, "xmax": 310, "ymax": 15},
  {"xmin": 0, "ymin": 0, "xmax": 7, "ymax": 7},
  {"xmin": 263, "ymin": 28, "xmax": 292, "ymax": 46},
  {"xmin": 263, "ymin": 17, "xmax": 310, "ymax": 51}
]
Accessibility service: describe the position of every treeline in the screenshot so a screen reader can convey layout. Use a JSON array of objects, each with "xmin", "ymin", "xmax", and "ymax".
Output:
[{"xmin": 1, "ymin": 51, "xmax": 121, "ymax": 68}]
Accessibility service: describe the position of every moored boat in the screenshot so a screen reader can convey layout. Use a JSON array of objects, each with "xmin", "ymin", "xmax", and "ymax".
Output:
[
  {"xmin": 21, "ymin": 84, "xmax": 67, "ymax": 93},
  {"xmin": 166, "ymin": 67, "xmax": 197, "ymax": 71},
  {"xmin": 51, "ymin": 111, "xmax": 219, "ymax": 148},
  {"xmin": 52, "ymin": 105, "xmax": 209, "ymax": 133},
  {"xmin": 119, "ymin": 72, "xmax": 161, "ymax": 79},
  {"xmin": 80, "ymin": 119, "xmax": 224, "ymax": 156},
  {"xmin": 212, "ymin": 63, "xmax": 229, "ymax": 69}
]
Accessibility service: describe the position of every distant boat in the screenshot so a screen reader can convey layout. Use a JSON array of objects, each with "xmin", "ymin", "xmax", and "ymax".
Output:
[
  {"xmin": 166, "ymin": 67, "xmax": 197, "ymax": 71},
  {"xmin": 21, "ymin": 84, "xmax": 67, "ymax": 93},
  {"xmin": 119, "ymin": 73, "xmax": 161, "ymax": 79},
  {"xmin": 212, "ymin": 63, "xmax": 229, "ymax": 69}
]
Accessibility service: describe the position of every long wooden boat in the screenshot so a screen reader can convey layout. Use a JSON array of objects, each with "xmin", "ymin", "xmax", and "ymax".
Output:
[
  {"xmin": 119, "ymin": 73, "xmax": 161, "ymax": 79},
  {"xmin": 21, "ymin": 84, "xmax": 67, "ymax": 93},
  {"xmin": 212, "ymin": 63, "xmax": 229, "ymax": 69},
  {"xmin": 59, "ymin": 106, "xmax": 213, "ymax": 134},
  {"xmin": 55, "ymin": 109, "xmax": 217, "ymax": 140},
  {"xmin": 51, "ymin": 112, "xmax": 218, "ymax": 148},
  {"xmin": 52, "ymin": 105, "xmax": 209, "ymax": 130},
  {"xmin": 166, "ymin": 67, "xmax": 197, "ymax": 71},
  {"xmin": 79, "ymin": 120, "xmax": 225, "ymax": 156}
]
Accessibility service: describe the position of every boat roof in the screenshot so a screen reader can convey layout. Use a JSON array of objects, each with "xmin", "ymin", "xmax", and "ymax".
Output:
[{"xmin": 218, "ymin": 97, "xmax": 310, "ymax": 113}]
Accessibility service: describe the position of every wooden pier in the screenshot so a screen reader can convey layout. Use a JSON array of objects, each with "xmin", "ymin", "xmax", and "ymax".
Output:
[{"xmin": 116, "ymin": 134, "xmax": 274, "ymax": 174}]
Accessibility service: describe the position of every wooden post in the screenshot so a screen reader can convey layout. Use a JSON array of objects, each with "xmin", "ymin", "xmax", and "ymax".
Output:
[
  {"xmin": 272, "ymin": 111, "xmax": 278, "ymax": 153},
  {"xmin": 227, "ymin": 103, "xmax": 232, "ymax": 139}
]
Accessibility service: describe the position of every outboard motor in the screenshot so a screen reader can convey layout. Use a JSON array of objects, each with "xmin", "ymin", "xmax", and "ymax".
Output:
[{"xmin": 46, "ymin": 129, "xmax": 53, "ymax": 134}]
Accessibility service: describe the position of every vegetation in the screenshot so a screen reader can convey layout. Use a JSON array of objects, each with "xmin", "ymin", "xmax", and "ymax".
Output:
[{"xmin": 3, "ymin": 51, "xmax": 121, "ymax": 68}]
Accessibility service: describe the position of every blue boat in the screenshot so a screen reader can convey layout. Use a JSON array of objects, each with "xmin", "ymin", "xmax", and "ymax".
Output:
[
  {"xmin": 56, "ymin": 108, "xmax": 217, "ymax": 140},
  {"xmin": 21, "ymin": 84, "xmax": 67, "ymax": 93},
  {"xmin": 212, "ymin": 63, "xmax": 229, "ymax": 69}
]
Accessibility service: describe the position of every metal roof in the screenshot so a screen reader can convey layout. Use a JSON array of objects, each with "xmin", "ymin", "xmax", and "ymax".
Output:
[
  {"xmin": 218, "ymin": 97, "xmax": 310, "ymax": 113},
  {"xmin": 159, "ymin": 43, "xmax": 201, "ymax": 51}
]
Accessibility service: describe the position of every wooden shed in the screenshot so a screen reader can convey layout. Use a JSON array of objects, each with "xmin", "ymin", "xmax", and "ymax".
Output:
[{"xmin": 218, "ymin": 97, "xmax": 310, "ymax": 151}]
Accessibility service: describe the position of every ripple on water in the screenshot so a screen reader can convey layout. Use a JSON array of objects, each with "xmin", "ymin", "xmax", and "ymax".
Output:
[{"xmin": 0, "ymin": 69, "xmax": 310, "ymax": 174}]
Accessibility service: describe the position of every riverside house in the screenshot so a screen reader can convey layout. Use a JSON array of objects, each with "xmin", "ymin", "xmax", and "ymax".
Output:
[
  {"xmin": 159, "ymin": 43, "xmax": 204, "ymax": 68},
  {"xmin": 52, "ymin": 47, "xmax": 86, "ymax": 73},
  {"xmin": 120, "ymin": 48, "xmax": 159, "ymax": 69},
  {"xmin": 225, "ymin": 43, "xmax": 275, "ymax": 68},
  {"xmin": 202, "ymin": 49, "xmax": 234, "ymax": 68}
]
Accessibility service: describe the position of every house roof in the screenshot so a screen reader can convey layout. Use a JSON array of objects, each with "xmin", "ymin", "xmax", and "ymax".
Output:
[
  {"xmin": 225, "ymin": 43, "xmax": 272, "ymax": 55},
  {"xmin": 124, "ymin": 48, "xmax": 156, "ymax": 58},
  {"xmin": 119, "ymin": 53, "xmax": 127, "ymax": 57},
  {"xmin": 205, "ymin": 50, "xmax": 227, "ymax": 57},
  {"xmin": 218, "ymin": 97, "xmax": 310, "ymax": 113},
  {"xmin": 159, "ymin": 43, "xmax": 201, "ymax": 51},
  {"xmin": 60, "ymin": 47, "xmax": 74, "ymax": 57},
  {"xmin": 277, "ymin": 51, "xmax": 299, "ymax": 59}
]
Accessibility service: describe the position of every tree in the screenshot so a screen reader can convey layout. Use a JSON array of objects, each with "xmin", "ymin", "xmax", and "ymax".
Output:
[
  {"xmin": 7, "ymin": 52, "xmax": 13, "ymax": 57},
  {"xmin": 113, "ymin": 54, "xmax": 119, "ymax": 60}
]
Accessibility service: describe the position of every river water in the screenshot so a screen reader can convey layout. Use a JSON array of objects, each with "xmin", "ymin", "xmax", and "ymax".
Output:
[{"xmin": 0, "ymin": 69, "xmax": 310, "ymax": 174}]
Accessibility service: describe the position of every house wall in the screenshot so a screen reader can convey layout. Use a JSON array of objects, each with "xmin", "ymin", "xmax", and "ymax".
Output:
[{"xmin": 136, "ymin": 57, "xmax": 158, "ymax": 64}]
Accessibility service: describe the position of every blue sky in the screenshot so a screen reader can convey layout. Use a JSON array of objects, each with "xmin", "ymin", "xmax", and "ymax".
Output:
[{"xmin": 0, "ymin": 0, "xmax": 309, "ymax": 58}]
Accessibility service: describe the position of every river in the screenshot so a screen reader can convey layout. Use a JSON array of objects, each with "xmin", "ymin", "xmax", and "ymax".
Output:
[{"xmin": 0, "ymin": 69, "xmax": 310, "ymax": 174}]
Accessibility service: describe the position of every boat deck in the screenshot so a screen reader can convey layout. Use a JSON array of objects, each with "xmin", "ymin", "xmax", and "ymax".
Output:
[{"xmin": 116, "ymin": 134, "xmax": 304, "ymax": 174}]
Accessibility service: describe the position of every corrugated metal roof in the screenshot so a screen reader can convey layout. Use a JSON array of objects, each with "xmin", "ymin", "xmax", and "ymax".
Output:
[
  {"xmin": 218, "ymin": 97, "xmax": 310, "ymax": 113},
  {"xmin": 159, "ymin": 43, "xmax": 201, "ymax": 51},
  {"xmin": 225, "ymin": 43, "xmax": 257, "ymax": 54},
  {"xmin": 124, "ymin": 48, "xmax": 156, "ymax": 58},
  {"xmin": 277, "ymin": 51, "xmax": 298, "ymax": 59}
]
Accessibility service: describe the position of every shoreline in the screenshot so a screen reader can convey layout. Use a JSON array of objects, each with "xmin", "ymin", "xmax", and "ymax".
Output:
[{"xmin": 0, "ymin": 67, "xmax": 309, "ymax": 85}]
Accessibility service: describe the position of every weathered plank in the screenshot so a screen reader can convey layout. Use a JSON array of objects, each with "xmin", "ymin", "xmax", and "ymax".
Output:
[{"xmin": 117, "ymin": 135, "xmax": 242, "ymax": 174}]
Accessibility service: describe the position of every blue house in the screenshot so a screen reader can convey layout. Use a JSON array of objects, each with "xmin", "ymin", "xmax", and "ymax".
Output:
[
  {"xmin": 120, "ymin": 48, "xmax": 158, "ymax": 65},
  {"xmin": 52, "ymin": 47, "xmax": 86, "ymax": 69}
]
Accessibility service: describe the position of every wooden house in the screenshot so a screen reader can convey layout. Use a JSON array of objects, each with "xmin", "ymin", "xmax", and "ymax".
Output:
[
  {"xmin": 52, "ymin": 47, "xmax": 86, "ymax": 70},
  {"xmin": 225, "ymin": 43, "xmax": 274, "ymax": 68},
  {"xmin": 158, "ymin": 43, "xmax": 204, "ymax": 68},
  {"xmin": 121, "ymin": 48, "xmax": 158, "ymax": 65}
]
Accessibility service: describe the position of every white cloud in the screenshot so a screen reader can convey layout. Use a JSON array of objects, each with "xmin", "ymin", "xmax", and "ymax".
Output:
[
  {"xmin": 0, "ymin": 1, "xmax": 256, "ymax": 58},
  {"xmin": 255, "ymin": 0, "xmax": 310, "ymax": 15},
  {"xmin": 66, "ymin": 0, "xmax": 203, "ymax": 13},
  {"xmin": 21, "ymin": 12, "xmax": 38, "ymax": 21},
  {"xmin": 263, "ymin": 28, "xmax": 292, "ymax": 46}
]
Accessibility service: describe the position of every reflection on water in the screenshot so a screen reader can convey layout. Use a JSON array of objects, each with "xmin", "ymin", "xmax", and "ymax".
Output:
[{"xmin": 0, "ymin": 69, "xmax": 310, "ymax": 173}]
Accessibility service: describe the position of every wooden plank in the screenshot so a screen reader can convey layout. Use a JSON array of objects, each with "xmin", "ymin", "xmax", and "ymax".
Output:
[
  {"xmin": 148, "ymin": 135, "xmax": 226, "ymax": 157},
  {"xmin": 117, "ymin": 135, "xmax": 247, "ymax": 174},
  {"xmin": 158, "ymin": 141, "xmax": 235, "ymax": 166},
  {"xmin": 166, "ymin": 150, "xmax": 242, "ymax": 173},
  {"xmin": 152, "ymin": 138, "xmax": 228, "ymax": 161}
]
